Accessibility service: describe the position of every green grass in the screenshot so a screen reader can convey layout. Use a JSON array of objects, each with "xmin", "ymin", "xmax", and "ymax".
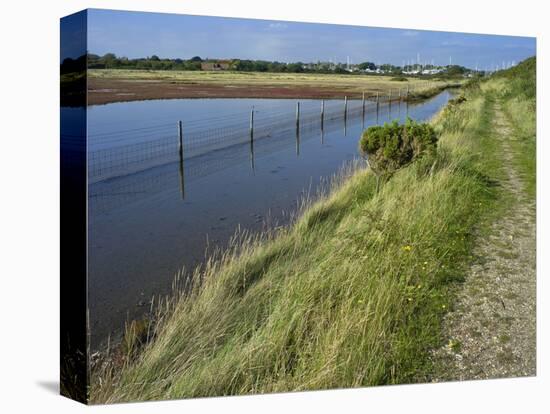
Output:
[
  {"xmin": 502, "ymin": 97, "xmax": 536, "ymax": 196},
  {"xmin": 489, "ymin": 57, "xmax": 536, "ymax": 197},
  {"xmin": 90, "ymin": 58, "xmax": 535, "ymax": 404},
  {"xmin": 406, "ymin": 83, "xmax": 462, "ymax": 102}
]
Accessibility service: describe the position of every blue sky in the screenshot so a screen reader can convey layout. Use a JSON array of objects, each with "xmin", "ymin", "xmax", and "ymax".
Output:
[{"xmin": 83, "ymin": 8, "xmax": 535, "ymax": 69}]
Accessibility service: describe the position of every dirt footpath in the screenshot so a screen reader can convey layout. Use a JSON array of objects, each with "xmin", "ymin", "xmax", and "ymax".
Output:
[{"xmin": 431, "ymin": 101, "xmax": 536, "ymax": 381}]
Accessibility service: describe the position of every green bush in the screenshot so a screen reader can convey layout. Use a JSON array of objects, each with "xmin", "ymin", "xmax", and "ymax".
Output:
[
  {"xmin": 448, "ymin": 95, "xmax": 467, "ymax": 105},
  {"xmin": 359, "ymin": 119, "xmax": 438, "ymax": 177}
]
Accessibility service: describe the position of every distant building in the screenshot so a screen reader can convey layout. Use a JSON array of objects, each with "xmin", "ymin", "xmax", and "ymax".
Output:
[
  {"xmin": 421, "ymin": 68, "xmax": 443, "ymax": 75},
  {"xmin": 201, "ymin": 61, "xmax": 231, "ymax": 71},
  {"xmin": 403, "ymin": 68, "xmax": 443, "ymax": 76}
]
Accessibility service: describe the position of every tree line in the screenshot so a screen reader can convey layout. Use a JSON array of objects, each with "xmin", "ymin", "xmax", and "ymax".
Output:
[
  {"xmin": 86, "ymin": 53, "xmax": 361, "ymax": 73},
  {"xmin": 60, "ymin": 53, "xmax": 472, "ymax": 77}
]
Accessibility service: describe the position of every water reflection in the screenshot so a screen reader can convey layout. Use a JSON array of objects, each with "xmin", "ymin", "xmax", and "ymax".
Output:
[{"xmin": 89, "ymin": 92, "xmax": 451, "ymax": 217}]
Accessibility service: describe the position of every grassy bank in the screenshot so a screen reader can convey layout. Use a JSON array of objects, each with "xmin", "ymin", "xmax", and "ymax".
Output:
[
  {"xmin": 89, "ymin": 68, "xmax": 445, "ymax": 91},
  {"xmin": 91, "ymin": 59, "xmax": 534, "ymax": 403},
  {"xmin": 405, "ymin": 82, "xmax": 462, "ymax": 102}
]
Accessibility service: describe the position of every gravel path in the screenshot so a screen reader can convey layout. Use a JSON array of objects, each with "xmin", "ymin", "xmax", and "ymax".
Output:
[{"xmin": 431, "ymin": 100, "xmax": 536, "ymax": 381}]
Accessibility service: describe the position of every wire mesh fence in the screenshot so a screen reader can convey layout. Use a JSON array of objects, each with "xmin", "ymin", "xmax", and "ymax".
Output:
[
  {"xmin": 88, "ymin": 104, "xmax": 368, "ymax": 216},
  {"xmin": 87, "ymin": 89, "xmax": 420, "ymax": 183}
]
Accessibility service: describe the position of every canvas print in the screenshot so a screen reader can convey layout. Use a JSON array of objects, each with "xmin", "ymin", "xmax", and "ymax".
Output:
[{"xmin": 60, "ymin": 8, "xmax": 536, "ymax": 404}]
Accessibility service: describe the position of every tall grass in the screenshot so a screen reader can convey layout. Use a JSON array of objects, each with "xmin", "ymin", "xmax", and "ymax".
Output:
[
  {"xmin": 90, "ymin": 72, "xmax": 510, "ymax": 403},
  {"xmin": 498, "ymin": 57, "xmax": 536, "ymax": 197},
  {"xmin": 405, "ymin": 83, "xmax": 462, "ymax": 102}
]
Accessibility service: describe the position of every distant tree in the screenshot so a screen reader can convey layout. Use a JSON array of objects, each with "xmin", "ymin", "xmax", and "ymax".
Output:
[
  {"xmin": 358, "ymin": 61, "xmax": 376, "ymax": 70},
  {"xmin": 135, "ymin": 60, "xmax": 151, "ymax": 69},
  {"xmin": 85, "ymin": 52, "xmax": 425, "ymax": 76},
  {"xmin": 234, "ymin": 60, "xmax": 256, "ymax": 71},
  {"xmin": 99, "ymin": 53, "xmax": 121, "ymax": 68},
  {"xmin": 287, "ymin": 63, "xmax": 304, "ymax": 73},
  {"xmin": 382, "ymin": 64, "xmax": 402, "ymax": 73},
  {"xmin": 268, "ymin": 61, "xmax": 283, "ymax": 72},
  {"xmin": 184, "ymin": 61, "xmax": 201, "ymax": 71},
  {"xmin": 445, "ymin": 65, "xmax": 467, "ymax": 76}
]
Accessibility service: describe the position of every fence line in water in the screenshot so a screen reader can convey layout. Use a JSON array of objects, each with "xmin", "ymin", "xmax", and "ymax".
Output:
[
  {"xmin": 87, "ymin": 82, "xmax": 438, "ymax": 183},
  {"xmin": 89, "ymin": 109, "xmax": 373, "ymax": 216}
]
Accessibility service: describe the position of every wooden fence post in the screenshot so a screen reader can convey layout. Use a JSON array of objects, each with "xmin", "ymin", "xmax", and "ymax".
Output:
[
  {"xmin": 177, "ymin": 120, "xmax": 185, "ymax": 199},
  {"xmin": 296, "ymin": 102, "xmax": 300, "ymax": 156},
  {"xmin": 178, "ymin": 120, "xmax": 184, "ymax": 159},
  {"xmin": 321, "ymin": 100, "xmax": 325, "ymax": 131},
  {"xmin": 344, "ymin": 95, "xmax": 348, "ymax": 121},
  {"xmin": 249, "ymin": 106, "xmax": 254, "ymax": 143},
  {"xmin": 376, "ymin": 92, "xmax": 380, "ymax": 124},
  {"xmin": 362, "ymin": 91, "xmax": 365, "ymax": 120},
  {"xmin": 296, "ymin": 102, "xmax": 300, "ymax": 133}
]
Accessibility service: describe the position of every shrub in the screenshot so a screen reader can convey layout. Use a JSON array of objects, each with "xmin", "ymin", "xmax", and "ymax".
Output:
[
  {"xmin": 359, "ymin": 118, "xmax": 438, "ymax": 178},
  {"xmin": 391, "ymin": 76, "xmax": 408, "ymax": 82},
  {"xmin": 448, "ymin": 95, "xmax": 467, "ymax": 105}
]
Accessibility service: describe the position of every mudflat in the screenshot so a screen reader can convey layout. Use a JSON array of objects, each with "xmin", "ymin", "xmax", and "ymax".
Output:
[{"xmin": 87, "ymin": 69, "xmax": 443, "ymax": 105}]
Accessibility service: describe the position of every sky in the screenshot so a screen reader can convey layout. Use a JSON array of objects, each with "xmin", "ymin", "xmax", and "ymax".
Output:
[{"xmin": 76, "ymin": 8, "xmax": 536, "ymax": 69}]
